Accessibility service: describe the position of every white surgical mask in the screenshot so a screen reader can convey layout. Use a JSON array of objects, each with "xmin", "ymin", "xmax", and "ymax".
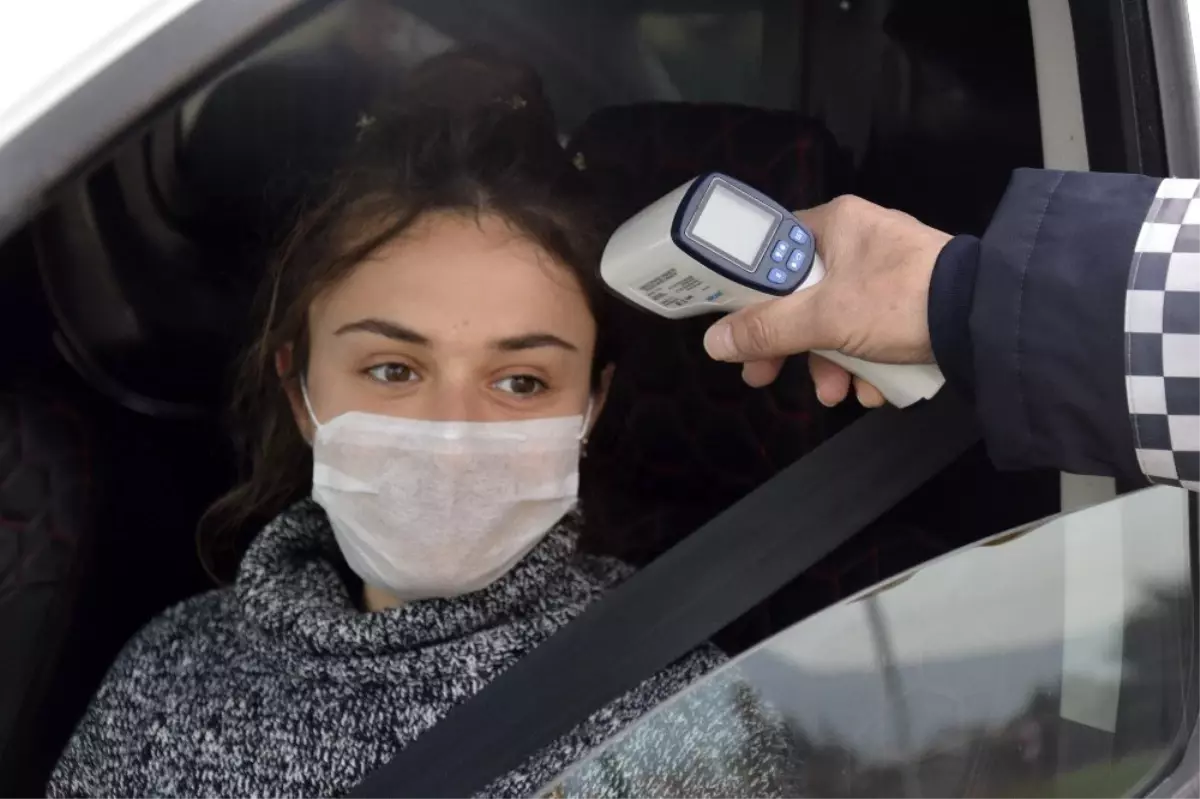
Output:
[{"xmin": 302, "ymin": 384, "xmax": 591, "ymax": 601}]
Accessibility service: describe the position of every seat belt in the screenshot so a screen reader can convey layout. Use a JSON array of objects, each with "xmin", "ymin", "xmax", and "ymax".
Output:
[{"xmin": 348, "ymin": 390, "xmax": 981, "ymax": 798}]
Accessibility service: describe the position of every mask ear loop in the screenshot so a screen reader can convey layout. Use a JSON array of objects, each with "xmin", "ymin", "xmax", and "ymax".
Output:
[
  {"xmin": 580, "ymin": 396, "xmax": 595, "ymax": 457},
  {"xmin": 300, "ymin": 377, "xmax": 322, "ymax": 430}
]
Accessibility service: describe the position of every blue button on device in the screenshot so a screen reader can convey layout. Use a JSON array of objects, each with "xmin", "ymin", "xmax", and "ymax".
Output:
[
  {"xmin": 786, "ymin": 249, "xmax": 806, "ymax": 272},
  {"xmin": 770, "ymin": 241, "xmax": 789, "ymax": 262},
  {"xmin": 767, "ymin": 268, "xmax": 787, "ymax": 285},
  {"xmin": 789, "ymin": 225, "xmax": 809, "ymax": 245}
]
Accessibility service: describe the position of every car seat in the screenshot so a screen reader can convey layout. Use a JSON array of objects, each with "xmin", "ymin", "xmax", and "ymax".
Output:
[
  {"xmin": 0, "ymin": 389, "xmax": 94, "ymax": 795},
  {"xmin": 571, "ymin": 102, "xmax": 858, "ymax": 567},
  {"xmin": 569, "ymin": 102, "xmax": 1059, "ymax": 652},
  {"xmin": 9, "ymin": 139, "xmax": 234, "ymax": 790}
]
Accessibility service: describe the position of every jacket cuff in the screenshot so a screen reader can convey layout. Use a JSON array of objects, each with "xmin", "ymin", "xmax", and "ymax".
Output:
[
  {"xmin": 928, "ymin": 235, "xmax": 981, "ymax": 400},
  {"xmin": 971, "ymin": 168, "xmax": 1159, "ymax": 479}
]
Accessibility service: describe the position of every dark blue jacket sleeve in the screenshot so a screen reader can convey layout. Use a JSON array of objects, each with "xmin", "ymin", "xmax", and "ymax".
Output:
[{"xmin": 928, "ymin": 169, "xmax": 1163, "ymax": 483}]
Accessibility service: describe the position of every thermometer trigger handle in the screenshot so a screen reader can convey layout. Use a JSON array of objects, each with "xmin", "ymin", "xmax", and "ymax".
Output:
[
  {"xmin": 797, "ymin": 253, "xmax": 945, "ymax": 407},
  {"xmin": 812, "ymin": 350, "xmax": 945, "ymax": 409}
]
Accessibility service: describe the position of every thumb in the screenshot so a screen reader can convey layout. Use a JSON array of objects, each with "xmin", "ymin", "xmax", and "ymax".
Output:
[
  {"xmin": 703, "ymin": 289, "xmax": 829, "ymax": 363},
  {"xmin": 793, "ymin": 202, "xmax": 834, "ymax": 240}
]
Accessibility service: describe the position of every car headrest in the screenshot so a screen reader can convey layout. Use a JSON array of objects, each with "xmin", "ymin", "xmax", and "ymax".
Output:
[
  {"xmin": 570, "ymin": 102, "xmax": 851, "ymax": 221},
  {"xmin": 570, "ymin": 103, "xmax": 857, "ymax": 565}
]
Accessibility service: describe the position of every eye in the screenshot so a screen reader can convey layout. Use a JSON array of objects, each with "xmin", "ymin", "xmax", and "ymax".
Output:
[
  {"xmin": 365, "ymin": 363, "xmax": 419, "ymax": 384},
  {"xmin": 493, "ymin": 374, "xmax": 547, "ymax": 397}
]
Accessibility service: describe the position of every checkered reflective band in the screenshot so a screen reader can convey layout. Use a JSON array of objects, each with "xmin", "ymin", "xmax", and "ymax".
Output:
[{"xmin": 1126, "ymin": 177, "xmax": 1200, "ymax": 491}]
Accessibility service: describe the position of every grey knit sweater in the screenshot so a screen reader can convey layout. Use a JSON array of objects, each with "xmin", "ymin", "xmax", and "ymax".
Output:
[{"xmin": 47, "ymin": 501, "xmax": 799, "ymax": 798}]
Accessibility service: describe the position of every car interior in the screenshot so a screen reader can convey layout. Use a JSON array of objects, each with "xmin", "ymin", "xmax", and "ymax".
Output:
[{"xmin": 0, "ymin": 0, "xmax": 1152, "ymax": 793}]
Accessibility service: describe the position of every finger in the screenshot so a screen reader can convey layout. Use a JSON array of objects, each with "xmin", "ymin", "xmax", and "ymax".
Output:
[
  {"xmin": 854, "ymin": 378, "xmax": 886, "ymax": 408},
  {"xmin": 703, "ymin": 289, "xmax": 834, "ymax": 363},
  {"xmin": 808, "ymin": 353, "xmax": 851, "ymax": 406},
  {"xmin": 741, "ymin": 357, "xmax": 785, "ymax": 387}
]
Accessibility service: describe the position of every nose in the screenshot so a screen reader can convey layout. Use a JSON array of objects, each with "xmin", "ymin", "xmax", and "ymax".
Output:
[{"xmin": 413, "ymin": 378, "xmax": 489, "ymax": 422}]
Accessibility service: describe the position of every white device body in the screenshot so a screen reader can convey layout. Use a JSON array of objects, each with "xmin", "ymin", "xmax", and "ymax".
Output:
[{"xmin": 601, "ymin": 179, "xmax": 946, "ymax": 408}]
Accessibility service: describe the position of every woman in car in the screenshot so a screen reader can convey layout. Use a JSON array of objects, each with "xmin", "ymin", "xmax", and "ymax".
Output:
[{"xmin": 47, "ymin": 52, "xmax": 800, "ymax": 799}]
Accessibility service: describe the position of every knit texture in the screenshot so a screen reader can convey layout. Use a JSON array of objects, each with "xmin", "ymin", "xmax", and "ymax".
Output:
[{"xmin": 46, "ymin": 501, "xmax": 797, "ymax": 797}]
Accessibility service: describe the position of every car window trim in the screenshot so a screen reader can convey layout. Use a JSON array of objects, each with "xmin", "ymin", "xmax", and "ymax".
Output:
[
  {"xmin": 1068, "ymin": 0, "xmax": 1170, "ymax": 176},
  {"xmin": 0, "ymin": 0, "xmax": 327, "ymax": 244},
  {"xmin": 1146, "ymin": 0, "xmax": 1200, "ymax": 179}
]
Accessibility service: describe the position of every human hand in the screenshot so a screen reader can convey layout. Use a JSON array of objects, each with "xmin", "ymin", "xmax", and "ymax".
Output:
[{"xmin": 701, "ymin": 195, "xmax": 951, "ymax": 407}]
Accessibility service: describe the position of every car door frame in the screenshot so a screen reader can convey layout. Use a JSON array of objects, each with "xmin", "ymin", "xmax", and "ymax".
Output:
[
  {"xmin": 1030, "ymin": 2, "xmax": 1199, "ymax": 793},
  {"xmin": 0, "ymin": 0, "xmax": 323, "ymax": 244}
]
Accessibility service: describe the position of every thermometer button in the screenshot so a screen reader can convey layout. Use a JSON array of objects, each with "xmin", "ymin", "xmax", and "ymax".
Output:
[
  {"xmin": 770, "ymin": 241, "xmax": 790, "ymax": 262},
  {"xmin": 789, "ymin": 225, "xmax": 809, "ymax": 245},
  {"xmin": 767, "ymin": 267, "xmax": 788, "ymax": 285},
  {"xmin": 786, "ymin": 250, "xmax": 806, "ymax": 271}
]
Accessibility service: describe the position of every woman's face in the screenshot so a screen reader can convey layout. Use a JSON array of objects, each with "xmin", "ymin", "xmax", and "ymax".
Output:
[{"xmin": 290, "ymin": 211, "xmax": 607, "ymax": 437}]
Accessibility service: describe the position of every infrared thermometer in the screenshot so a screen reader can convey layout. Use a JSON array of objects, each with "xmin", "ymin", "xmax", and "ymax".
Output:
[{"xmin": 600, "ymin": 173, "xmax": 945, "ymax": 408}]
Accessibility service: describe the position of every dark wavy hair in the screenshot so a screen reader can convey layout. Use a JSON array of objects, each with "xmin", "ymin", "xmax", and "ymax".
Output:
[{"xmin": 197, "ymin": 49, "xmax": 616, "ymax": 581}]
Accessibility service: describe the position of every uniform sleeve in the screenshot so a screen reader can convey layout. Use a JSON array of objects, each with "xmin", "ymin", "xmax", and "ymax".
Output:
[
  {"xmin": 929, "ymin": 169, "xmax": 1199, "ymax": 491},
  {"xmin": 1124, "ymin": 178, "xmax": 1200, "ymax": 491}
]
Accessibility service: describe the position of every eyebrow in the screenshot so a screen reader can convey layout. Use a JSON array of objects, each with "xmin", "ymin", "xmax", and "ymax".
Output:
[
  {"xmin": 493, "ymin": 333, "xmax": 578, "ymax": 353},
  {"xmin": 335, "ymin": 318, "xmax": 431, "ymax": 345},
  {"xmin": 334, "ymin": 319, "xmax": 578, "ymax": 352}
]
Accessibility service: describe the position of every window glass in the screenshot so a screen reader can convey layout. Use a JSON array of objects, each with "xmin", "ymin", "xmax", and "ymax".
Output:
[
  {"xmin": 180, "ymin": 0, "xmax": 781, "ymax": 147},
  {"xmin": 635, "ymin": 10, "xmax": 764, "ymax": 105},
  {"xmin": 542, "ymin": 487, "xmax": 1196, "ymax": 798}
]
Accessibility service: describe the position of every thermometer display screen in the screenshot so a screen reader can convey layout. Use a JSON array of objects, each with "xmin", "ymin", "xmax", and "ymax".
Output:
[{"xmin": 690, "ymin": 183, "xmax": 778, "ymax": 268}]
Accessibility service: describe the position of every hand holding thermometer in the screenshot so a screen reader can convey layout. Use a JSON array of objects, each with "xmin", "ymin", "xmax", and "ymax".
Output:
[{"xmin": 599, "ymin": 173, "xmax": 945, "ymax": 408}]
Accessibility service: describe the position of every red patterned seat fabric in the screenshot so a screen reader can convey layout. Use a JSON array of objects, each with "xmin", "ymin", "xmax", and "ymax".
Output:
[{"xmin": 0, "ymin": 391, "xmax": 93, "ymax": 794}]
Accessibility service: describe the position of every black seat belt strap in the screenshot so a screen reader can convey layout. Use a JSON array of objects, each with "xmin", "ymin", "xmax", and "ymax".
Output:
[{"xmin": 348, "ymin": 391, "xmax": 980, "ymax": 798}]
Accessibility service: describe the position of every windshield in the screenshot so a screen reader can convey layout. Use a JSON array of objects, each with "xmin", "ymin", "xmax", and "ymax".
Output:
[{"xmin": 542, "ymin": 487, "xmax": 1197, "ymax": 798}]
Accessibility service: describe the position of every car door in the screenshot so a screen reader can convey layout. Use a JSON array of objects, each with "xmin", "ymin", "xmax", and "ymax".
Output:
[{"xmin": 540, "ymin": 486, "xmax": 1197, "ymax": 798}]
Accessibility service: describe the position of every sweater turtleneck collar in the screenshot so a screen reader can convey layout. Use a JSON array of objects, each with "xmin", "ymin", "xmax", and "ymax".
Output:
[{"xmin": 233, "ymin": 500, "xmax": 630, "ymax": 665}]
